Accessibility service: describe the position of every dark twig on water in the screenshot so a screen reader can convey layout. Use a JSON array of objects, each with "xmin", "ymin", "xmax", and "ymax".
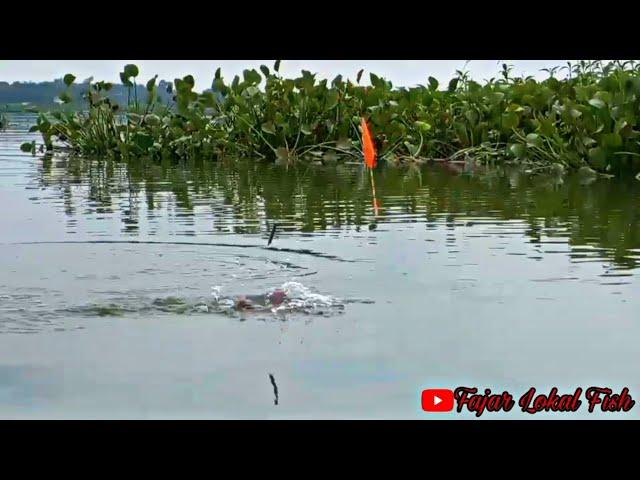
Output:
[
  {"xmin": 267, "ymin": 223, "xmax": 277, "ymax": 246},
  {"xmin": 269, "ymin": 373, "xmax": 279, "ymax": 405}
]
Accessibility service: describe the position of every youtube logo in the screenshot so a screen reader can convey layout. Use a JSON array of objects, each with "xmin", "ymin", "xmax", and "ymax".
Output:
[{"xmin": 422, "ymin": 389, "xmax": 454, "ymax": 412}]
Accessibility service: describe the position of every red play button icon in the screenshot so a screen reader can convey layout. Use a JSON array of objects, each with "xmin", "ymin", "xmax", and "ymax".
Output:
[{"xmin": 422, "ymin": 389, "xmax": 454, "ymax": 412}]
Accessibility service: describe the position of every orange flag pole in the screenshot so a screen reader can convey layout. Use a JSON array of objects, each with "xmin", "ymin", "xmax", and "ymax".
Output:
[
  {"xmin": 369, "ymin": 169, "xmax": 379, "ymax": 216},
  {"xmin": 361, "ymin": 117, "xmax": 379, "ymax": 216}
]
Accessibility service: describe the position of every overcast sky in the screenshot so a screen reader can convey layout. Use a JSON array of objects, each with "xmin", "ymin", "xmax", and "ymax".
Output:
[{"xmin": 0, "ymin": 60, "xmax": 571, "ymax": 88}]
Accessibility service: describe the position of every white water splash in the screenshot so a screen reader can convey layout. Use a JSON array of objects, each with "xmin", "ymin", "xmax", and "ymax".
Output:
[
  {"xmin": 208, "ymin": 281, "xmax": 345, "ymax": 317},
  {"xmin": 211, "ymin": 285, "xmax": 223, "ymax": 302},
  {"xmin": 278, "ymin": 281, "xmax": 341, "ymax": 310}
]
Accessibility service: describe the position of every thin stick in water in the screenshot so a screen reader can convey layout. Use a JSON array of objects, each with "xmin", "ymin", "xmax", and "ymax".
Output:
[
  {"xmin": 269, "ymin": 373, "xmax": 279, "ymax": 405},
  {"xmin": 267, "ymin": 223, "xmax": 277, "ymax": 246},
  {"xmin": 369, "ymin": 169, "xmax": 379, "ymax": 216}
]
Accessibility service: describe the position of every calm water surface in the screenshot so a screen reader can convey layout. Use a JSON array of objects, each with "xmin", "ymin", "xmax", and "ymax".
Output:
[{"xmin": 1, "ymin": 114, "xmax": 639, "ymax": 419}]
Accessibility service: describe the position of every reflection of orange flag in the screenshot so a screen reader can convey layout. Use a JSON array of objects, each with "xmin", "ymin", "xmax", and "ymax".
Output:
[{"xmin": 361, "ymin": 117, "xmax": 377, "ymax": 169}]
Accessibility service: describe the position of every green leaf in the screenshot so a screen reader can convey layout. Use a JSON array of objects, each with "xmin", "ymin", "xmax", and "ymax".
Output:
[
  {"xmin": 502, "ymin": 112, "xmax": 519, "ymax": 129},
  {"xmin": 509, "ymin": 143, "xmax": 527, "ymax": 158},
  {"xmin": 601, "ymin": 133, "xmax": 622, "ymax": 148},
  {"xmin": 428, "ymin": 76, "xmax": 439, "ymax": 91},
  {"xmin": 404, "ymin": 141, "xmax": 420, "ymax": 157},
  {"xmin": 120, "ymin": 72, "xmax": 132, "ymax": 86},
  {"xmin": 274, "ymin": 60, "xmax": 281, "ymax": 72},
  {"xmin": 414, "ymin": 121, "xmax": 431, "ymax": 132},
  {"xmin": 38, "ymin": 118, "xmax": 51, "ymax": 132},
  {"xmin": 488, "ymin": 92, "xmax": 505, "ymax": 104},
  {"xmin": 370, "ymin": 73, "xmax": 386, "ymax": 89},
  {"xmin": 124, "ymin": 64, "xmax": 139, "ymax": 79},
  {"xmin": 260, "ymin": 65, "xmax": 270, "ymax": 77},
  {"xmin": 133, "ymin": 133, "xmax": 154, "ymax": 150},
  {"xmin": 537, "ymin": 117, "xmax": 556, "ymax": 136},
  {"xmin": 212, "ymin": 77, "xmax": 226, "ymax": 93},
  {"xmin": 182, "ymin": 75, "xmax": 195, "ymax": 89},
  {"xmin": 215, "ymin": 67, "xmax": 221, "ymax": 80},
  {"xmin": 63, "ymin": 74, "xmax": 76, "ymax": 86},
  {"xmin": 588, "ymin": 147, "xmax": 607, "ymax": 169},
  {"xmin": 594, "ymin": 90, "xmax": 611, "ymax": 103},
  {"xmin": 146, "ymin": 75, "xmax": 158, "ymax": 92},
  {"xmin": 300, "ymin": 124, "xmax": 312, "ymax": 135},
  {"xmin": 245, "ymin": 86, "xmax": 260, "ymax": 97},
  {"xmin": 465, "ymin": 110, "xmax": 479, "ymax": 125},
  {"xmin": 525, "ymin": 133, "xmax": 543, "ymax": 148},
  {"xmin": 20, "ymin": 142, "xmax": 34, "ymax": 153},
  {"xmin": 145, "ymin": 114, "xmax": 161, "ymax": 126},
  {"xmin": 326, "ymin": 90, "xmax": 339, "ymax": 109},
  {"xmin": 615, "ymin": 120, "xmax": 629, "ymax": 135},
  {"xmin": 243, "ymin": 69, "xmax": 262, "ymax": 85},
  {"xmin": 447, "ymin": 78, "xmax": 459, "ymax": 92},
  {"xmin": 588, "ymin": 98, "xmax": 605, "ymax": 109},
  {"xmin": 356, "ymin": 69, "xmax": 364, "ymax": 84},
  {"xmin": 261, "ymin": 122, "xmax": 276, "ymax": 135}
]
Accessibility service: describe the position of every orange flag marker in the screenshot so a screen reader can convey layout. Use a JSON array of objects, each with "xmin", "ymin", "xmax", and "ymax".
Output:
[
  {"xmin": 361, "ymin": 117, "xmax": 379, "ymax": 215},
  {"xmin": 361, "ymin": 117, "xmax": 377, "ymax": 169}
]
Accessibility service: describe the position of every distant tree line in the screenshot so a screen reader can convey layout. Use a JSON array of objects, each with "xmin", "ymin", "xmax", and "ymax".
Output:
[{"xmin": 0, "ymin": 77, "xmax": 176, "ymax": 110}]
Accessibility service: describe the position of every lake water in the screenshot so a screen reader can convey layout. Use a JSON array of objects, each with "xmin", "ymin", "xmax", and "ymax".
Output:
[{"xmin": 1, "ymin": 113, "xmax": 639, "ymax": 419}]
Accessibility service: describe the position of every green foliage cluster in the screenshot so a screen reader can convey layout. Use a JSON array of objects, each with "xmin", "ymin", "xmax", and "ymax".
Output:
[{"xmin": 23, "ymin": 60, "xmax": 640, "ymax": 174}]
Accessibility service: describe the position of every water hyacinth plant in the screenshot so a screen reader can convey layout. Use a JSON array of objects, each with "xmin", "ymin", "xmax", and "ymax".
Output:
[{"xmin": 23, "ymin": 60, "xmax": 640, "ymax": 175}]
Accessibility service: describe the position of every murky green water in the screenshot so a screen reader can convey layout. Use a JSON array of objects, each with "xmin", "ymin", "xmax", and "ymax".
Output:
[{"xmin": 1, "ymin": 114, "xmax": 639, "ymax": 419}]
